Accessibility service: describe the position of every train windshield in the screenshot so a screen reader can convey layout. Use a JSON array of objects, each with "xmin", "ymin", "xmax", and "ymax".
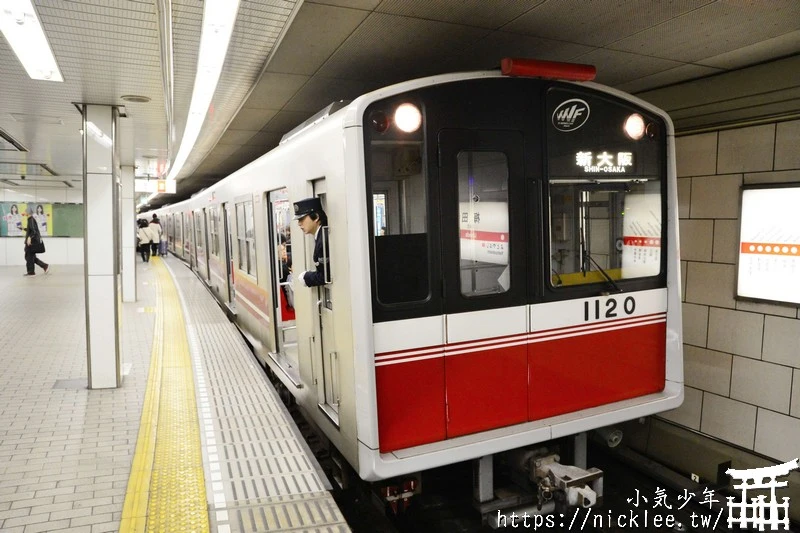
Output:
[{"xmin": 546, "ymin": 87, "xmax": 666, "ymax": 288}]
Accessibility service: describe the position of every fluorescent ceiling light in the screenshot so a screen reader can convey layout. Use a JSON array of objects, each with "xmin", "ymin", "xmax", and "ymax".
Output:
[
  {"xmin": 163, "ymin": 0, "xmax": 240, "ymax": 186},
  {"xmin": 0, "ymin": 0, "xmax": 63, "ymax": 82}
]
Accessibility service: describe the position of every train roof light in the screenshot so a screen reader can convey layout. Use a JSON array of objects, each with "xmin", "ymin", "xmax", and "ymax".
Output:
[
  {"xmin": 500, "ymin": 57, "xmax": 596, "ymax": 81},
  {"xmin": 394, "ymin": 103, "xmax": 422, "ymax": 133},
  {"xmin": 624, "ymin": 113, "xmax": 645, "ymax": 140}
]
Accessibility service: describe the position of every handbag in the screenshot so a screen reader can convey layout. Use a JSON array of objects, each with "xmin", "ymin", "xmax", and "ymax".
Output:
[{"xmin": 31, "ymin": 237, "xmax": 45, "ymax": 254}]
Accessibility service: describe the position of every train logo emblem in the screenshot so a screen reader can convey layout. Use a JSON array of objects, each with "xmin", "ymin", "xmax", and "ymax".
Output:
[{"xmin": 552, "ymin": 98, "xmax": 590, "ymax": 132}]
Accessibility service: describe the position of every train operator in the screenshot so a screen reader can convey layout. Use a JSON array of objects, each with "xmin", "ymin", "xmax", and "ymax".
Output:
[{"xmin": 293, "ymin": 197, "xmax": 330, "ymax": 287}]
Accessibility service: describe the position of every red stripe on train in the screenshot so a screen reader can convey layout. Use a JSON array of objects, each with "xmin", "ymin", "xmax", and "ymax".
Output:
[
  {"xmin": 374, "ymin": 313, "xmax": 666, "ymax": 362},
  {"xmin": 376, "ymin": 321, "xmax": 666, "ymax": 452}
]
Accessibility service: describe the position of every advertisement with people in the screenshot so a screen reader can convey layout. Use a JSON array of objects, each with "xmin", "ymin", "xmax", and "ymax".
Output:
[{"xmin": 1, "ymin": 202, "xmax": 57, "ymax": 237}]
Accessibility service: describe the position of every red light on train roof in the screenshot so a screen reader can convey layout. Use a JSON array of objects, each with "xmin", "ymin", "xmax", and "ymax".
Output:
[{"xmin": 500, "ymin": 58, "xmax": 596, "ymax": 81}]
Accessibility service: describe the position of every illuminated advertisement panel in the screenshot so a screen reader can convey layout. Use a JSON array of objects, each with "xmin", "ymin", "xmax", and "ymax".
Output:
[{"xmin": 736, "ymin": 184, "xmax": 800, "ymax": 305}]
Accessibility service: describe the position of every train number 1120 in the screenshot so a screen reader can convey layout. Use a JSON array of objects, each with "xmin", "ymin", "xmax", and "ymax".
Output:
[{"xmin": 584, "ymin": 296, "xmax": 636, "ymax": 322}]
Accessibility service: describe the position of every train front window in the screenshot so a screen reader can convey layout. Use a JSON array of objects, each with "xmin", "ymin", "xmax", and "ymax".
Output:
[
  {"xmin": 546, "ymin": 87, "xmax": 666, "ymax": 288},
  {"xmin": 457, "ymin": 151, "xmax": 510, "ymax": 297},
  {"xmin": 366, "ymin": 139, "xmax": 429, "ymax": 305}
]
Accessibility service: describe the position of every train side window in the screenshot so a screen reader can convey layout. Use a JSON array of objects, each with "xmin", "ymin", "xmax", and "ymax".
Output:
[
  {"xmin": 457, "ymin": 151, "xmax": 510, "ymax": 297},
  {"xmin": 209, "ymin": 206, "xmax": 219, "ymax": 257},
  {"xmin": 369, "ymin": 142, "xmax": 429, "ymax": 304},
  {"xmin": 235, "ymin": 200, "xmax": 257, "ymax": 277},
  {"xmin": 195, "ymin": 209, "xmax": 205, "ymax": 257}
]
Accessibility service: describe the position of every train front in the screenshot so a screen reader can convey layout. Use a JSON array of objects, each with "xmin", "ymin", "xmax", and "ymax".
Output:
[{"xmin": 349, "ymin": 60, "xmax": 683, "ymax": 515}]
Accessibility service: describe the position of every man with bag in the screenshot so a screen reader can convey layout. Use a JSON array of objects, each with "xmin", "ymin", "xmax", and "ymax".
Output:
[{"xmin": 23, "ymin": 215, "xmax": 49, "ymax": 276}]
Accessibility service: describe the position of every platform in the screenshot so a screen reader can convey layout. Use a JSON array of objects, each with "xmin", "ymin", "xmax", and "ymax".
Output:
[{"xmin": 0, "ymin": 258, "xmax": 350, "ymax": 532}]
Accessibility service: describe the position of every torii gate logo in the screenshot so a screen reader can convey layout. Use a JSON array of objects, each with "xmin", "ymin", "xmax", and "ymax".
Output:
[{"xmin": 726, "ymin": 458, "xmax": 799, "ymax": 530}]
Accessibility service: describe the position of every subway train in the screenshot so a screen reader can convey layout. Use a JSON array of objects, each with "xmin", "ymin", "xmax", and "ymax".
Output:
[{"xmin": 143, "ymin": 59, "xmax": 683, "ymax": 495}]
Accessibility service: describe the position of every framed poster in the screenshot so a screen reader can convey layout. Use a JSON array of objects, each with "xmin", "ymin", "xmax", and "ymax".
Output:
[
  {"xmin": 0, "ymin": 202, "xmax": 83, "ymax": 237},
  {"xmin": 736, "ymin": 184, "xmax": 800, "ymax": 305}
]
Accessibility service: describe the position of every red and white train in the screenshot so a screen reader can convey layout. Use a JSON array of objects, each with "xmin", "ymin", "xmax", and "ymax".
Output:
[{"xmin": 145, "ymin": 59, "xmax": 683, "ymax": 493}]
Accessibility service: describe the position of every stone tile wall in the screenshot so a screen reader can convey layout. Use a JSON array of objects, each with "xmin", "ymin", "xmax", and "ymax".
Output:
[{"xmin": 660, "ymin": 119, "xmax": 800, "ymax": 462}]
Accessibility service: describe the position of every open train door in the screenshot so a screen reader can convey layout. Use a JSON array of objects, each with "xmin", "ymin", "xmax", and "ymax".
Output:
[
  {"xmin": 437, "ymin": 129, "xmax": 530, "ymax": 438},
  {"xmin": 307, "ymin": 183, "xmax": 340, "ymax": 426},
  {"xmin": 266, "ymin": 189, "xmax": 300, "ymax": 386}
]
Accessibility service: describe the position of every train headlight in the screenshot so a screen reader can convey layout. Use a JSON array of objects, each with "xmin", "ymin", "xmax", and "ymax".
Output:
[
  {"xmin": 624, "ymin": 113, "xmax": 645, "ymax": 140},
  {"xmin": 394, "ymin": 103, "xmax": 422, "ymax": 133}
]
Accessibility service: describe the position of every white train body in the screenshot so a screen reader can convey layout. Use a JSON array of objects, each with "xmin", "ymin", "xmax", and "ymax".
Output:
[{"xmin": 146, "ymin": 65, "xmax": 683, "ymax": 482}]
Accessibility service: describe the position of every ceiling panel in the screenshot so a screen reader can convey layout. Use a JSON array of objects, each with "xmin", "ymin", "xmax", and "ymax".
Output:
[
  {"xmin": 639, "ymin": 56, "xmax": 800, "ymax": 114},
  {"xmin": 244, "ymin": 131, "xmax": 283, "ymax": 148},
  {"xmin": 315, "ymin": 13, "xmax": 489, "ymax": 82},
  {"xmin": 0, "ymin": 0, "xmax": 797, "ymax": 211},
  {"xmin": 283, "ymin": 77, "xmax": 376, "ymax": 113},
  {"xmin": 375, "ymin": 0, "xmax": 540, "ymax": 29},
  {"xmin": 573, "ymin": 48, "xmax": 685, "ymax": 87},
  {"xmin": 245, "ymin": 73, "xmax": 310, "ymax": 110},
  {"xmin": 0, "ymin": 0, "xmax": 165, "ymax": 179},
  {"xmin": 610, "ymin": 1, "xmax": 800, "ymax": 63},
  {"xmin": 227, "ymin": 109, "xmax": 279, "ymax": 131},
  {"xmin": 261, "ymin": 110, "xmax": 314, "ymax": 133},
  {"xmin": 616, "ymin": 63, "xmax": 723, "ymax": 94},
  {"xmin": 697, "ymin": 30, "xmax": 800, "ymax": 69},
  {"xmin": 172, "ymin": 0, "xmax": 301, "ymax": 181},
  {"xmin": 502, "ymin": 0, "xmax": 714, "ymax": 47},
  {"xmin": 446, "ymin": 31, "xmax": 594, "ymax": 73},
  {"xmin": 217, "ymin": 129, "xmax": 259, "ymax": 146},
  {"xmin": 265, "ymin": 2, "xmax": 370, "ymax": 76}
]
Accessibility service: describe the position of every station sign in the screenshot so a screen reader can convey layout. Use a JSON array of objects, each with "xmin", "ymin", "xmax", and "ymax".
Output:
[
  {"xmin": 134, "ymin": 179, "xmax": 176, "ymax": 194},
  {"xmin": 575, "ymin": 151, "xmax": 633, "ymax": 173}
]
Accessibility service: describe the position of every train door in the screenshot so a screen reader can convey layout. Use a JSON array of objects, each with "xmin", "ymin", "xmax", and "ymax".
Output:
[
  {"xmin": 266, "ymin": 189, "xmax": 299, "ymax": 385},
  {"xmin": 307, "ymin": 182, "xmax": 339, "ymax": 424},
  {"xmin": 190, "ymin": 211, "xmax": 198, "ymax": 269},
  {"xmin": 202, "ymin": 208, "xmax": 210, "ymax": 281},
  {"xmin": 222, "ymin": 202, "xmax": 236, "ymax": 306},
  {"xmin": 437, "ymin": 129, "xmax": 529, "ymax": 438}
]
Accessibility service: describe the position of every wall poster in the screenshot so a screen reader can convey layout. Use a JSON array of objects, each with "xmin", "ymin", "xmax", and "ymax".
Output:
[
  {"xmin": 736, "ymin": 184, "xmax": 800, "ymax": 305},
  {"xmin": 0, "ymin": 202, "xmax": 83, "ymax": 237}
]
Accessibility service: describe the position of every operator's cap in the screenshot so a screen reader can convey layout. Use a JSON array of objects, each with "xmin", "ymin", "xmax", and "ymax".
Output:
[{"xmin": 293, "ymin": 197, "xmax": 322, "ymax": 219}]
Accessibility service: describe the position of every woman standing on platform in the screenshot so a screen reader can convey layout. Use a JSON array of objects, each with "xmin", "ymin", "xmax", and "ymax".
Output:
[
  {"xmin": 148, "ymin": 214, "xmax": 162, "ymax": 257},
  {"xmin": 23, "ymin": 216, "xmax": 48, "ymax": 276},
  {"xmin": 137, "ymin": 218, "xmax": 152, "ymax": 262}
]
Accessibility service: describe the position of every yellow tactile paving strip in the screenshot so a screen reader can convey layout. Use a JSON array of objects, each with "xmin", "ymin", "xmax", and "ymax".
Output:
[{"xmin": 120, "ymin": 257, "xmax": 210, "ymax": 533}]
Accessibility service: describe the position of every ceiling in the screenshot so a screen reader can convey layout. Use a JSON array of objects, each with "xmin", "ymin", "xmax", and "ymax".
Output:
[{"xmin": 1, "ymin": 0, "xmax": 798, "ymax": 210}]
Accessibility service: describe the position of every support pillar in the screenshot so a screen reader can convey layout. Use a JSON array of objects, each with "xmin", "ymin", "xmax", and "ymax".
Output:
[
  {"xmin": 120, "ymin": 166, "xmax": 136, "ymax": 302},
  {"xmin": 83, "ymin": 104, "xmax": 122, "ymax": 389}
]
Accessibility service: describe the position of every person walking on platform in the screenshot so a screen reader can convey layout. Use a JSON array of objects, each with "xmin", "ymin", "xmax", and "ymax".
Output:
[
  {"xmin": 23, "ymin": 216, "xmax": 49, "ymax": 276},
  {"xmin": 149, "ymin": 214, "xmax": 162, "ymax": 258},
  {"xmin": 293, "ymin": 197, "xmax": 330, "ymax": 287},
  {"xmin": 137, "ymin": 219, "xmax": 153, "ymax": 262}
]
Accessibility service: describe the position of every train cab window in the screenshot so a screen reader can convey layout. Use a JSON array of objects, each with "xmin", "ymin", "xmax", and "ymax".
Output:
[
  {"xmin": 546, "ymin": 87, "xmax": 666, "ymax": 289},
  {"xmin": 367, "ymin": 141, "xmax": 429, "ymax": 305},
  {"xmin": 457, "ymin": 151, "xmax": 510, "ymax": 297},
  {"xmin": 236, "ymin": 200, "xmax": 257, "ymax": 277}
]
